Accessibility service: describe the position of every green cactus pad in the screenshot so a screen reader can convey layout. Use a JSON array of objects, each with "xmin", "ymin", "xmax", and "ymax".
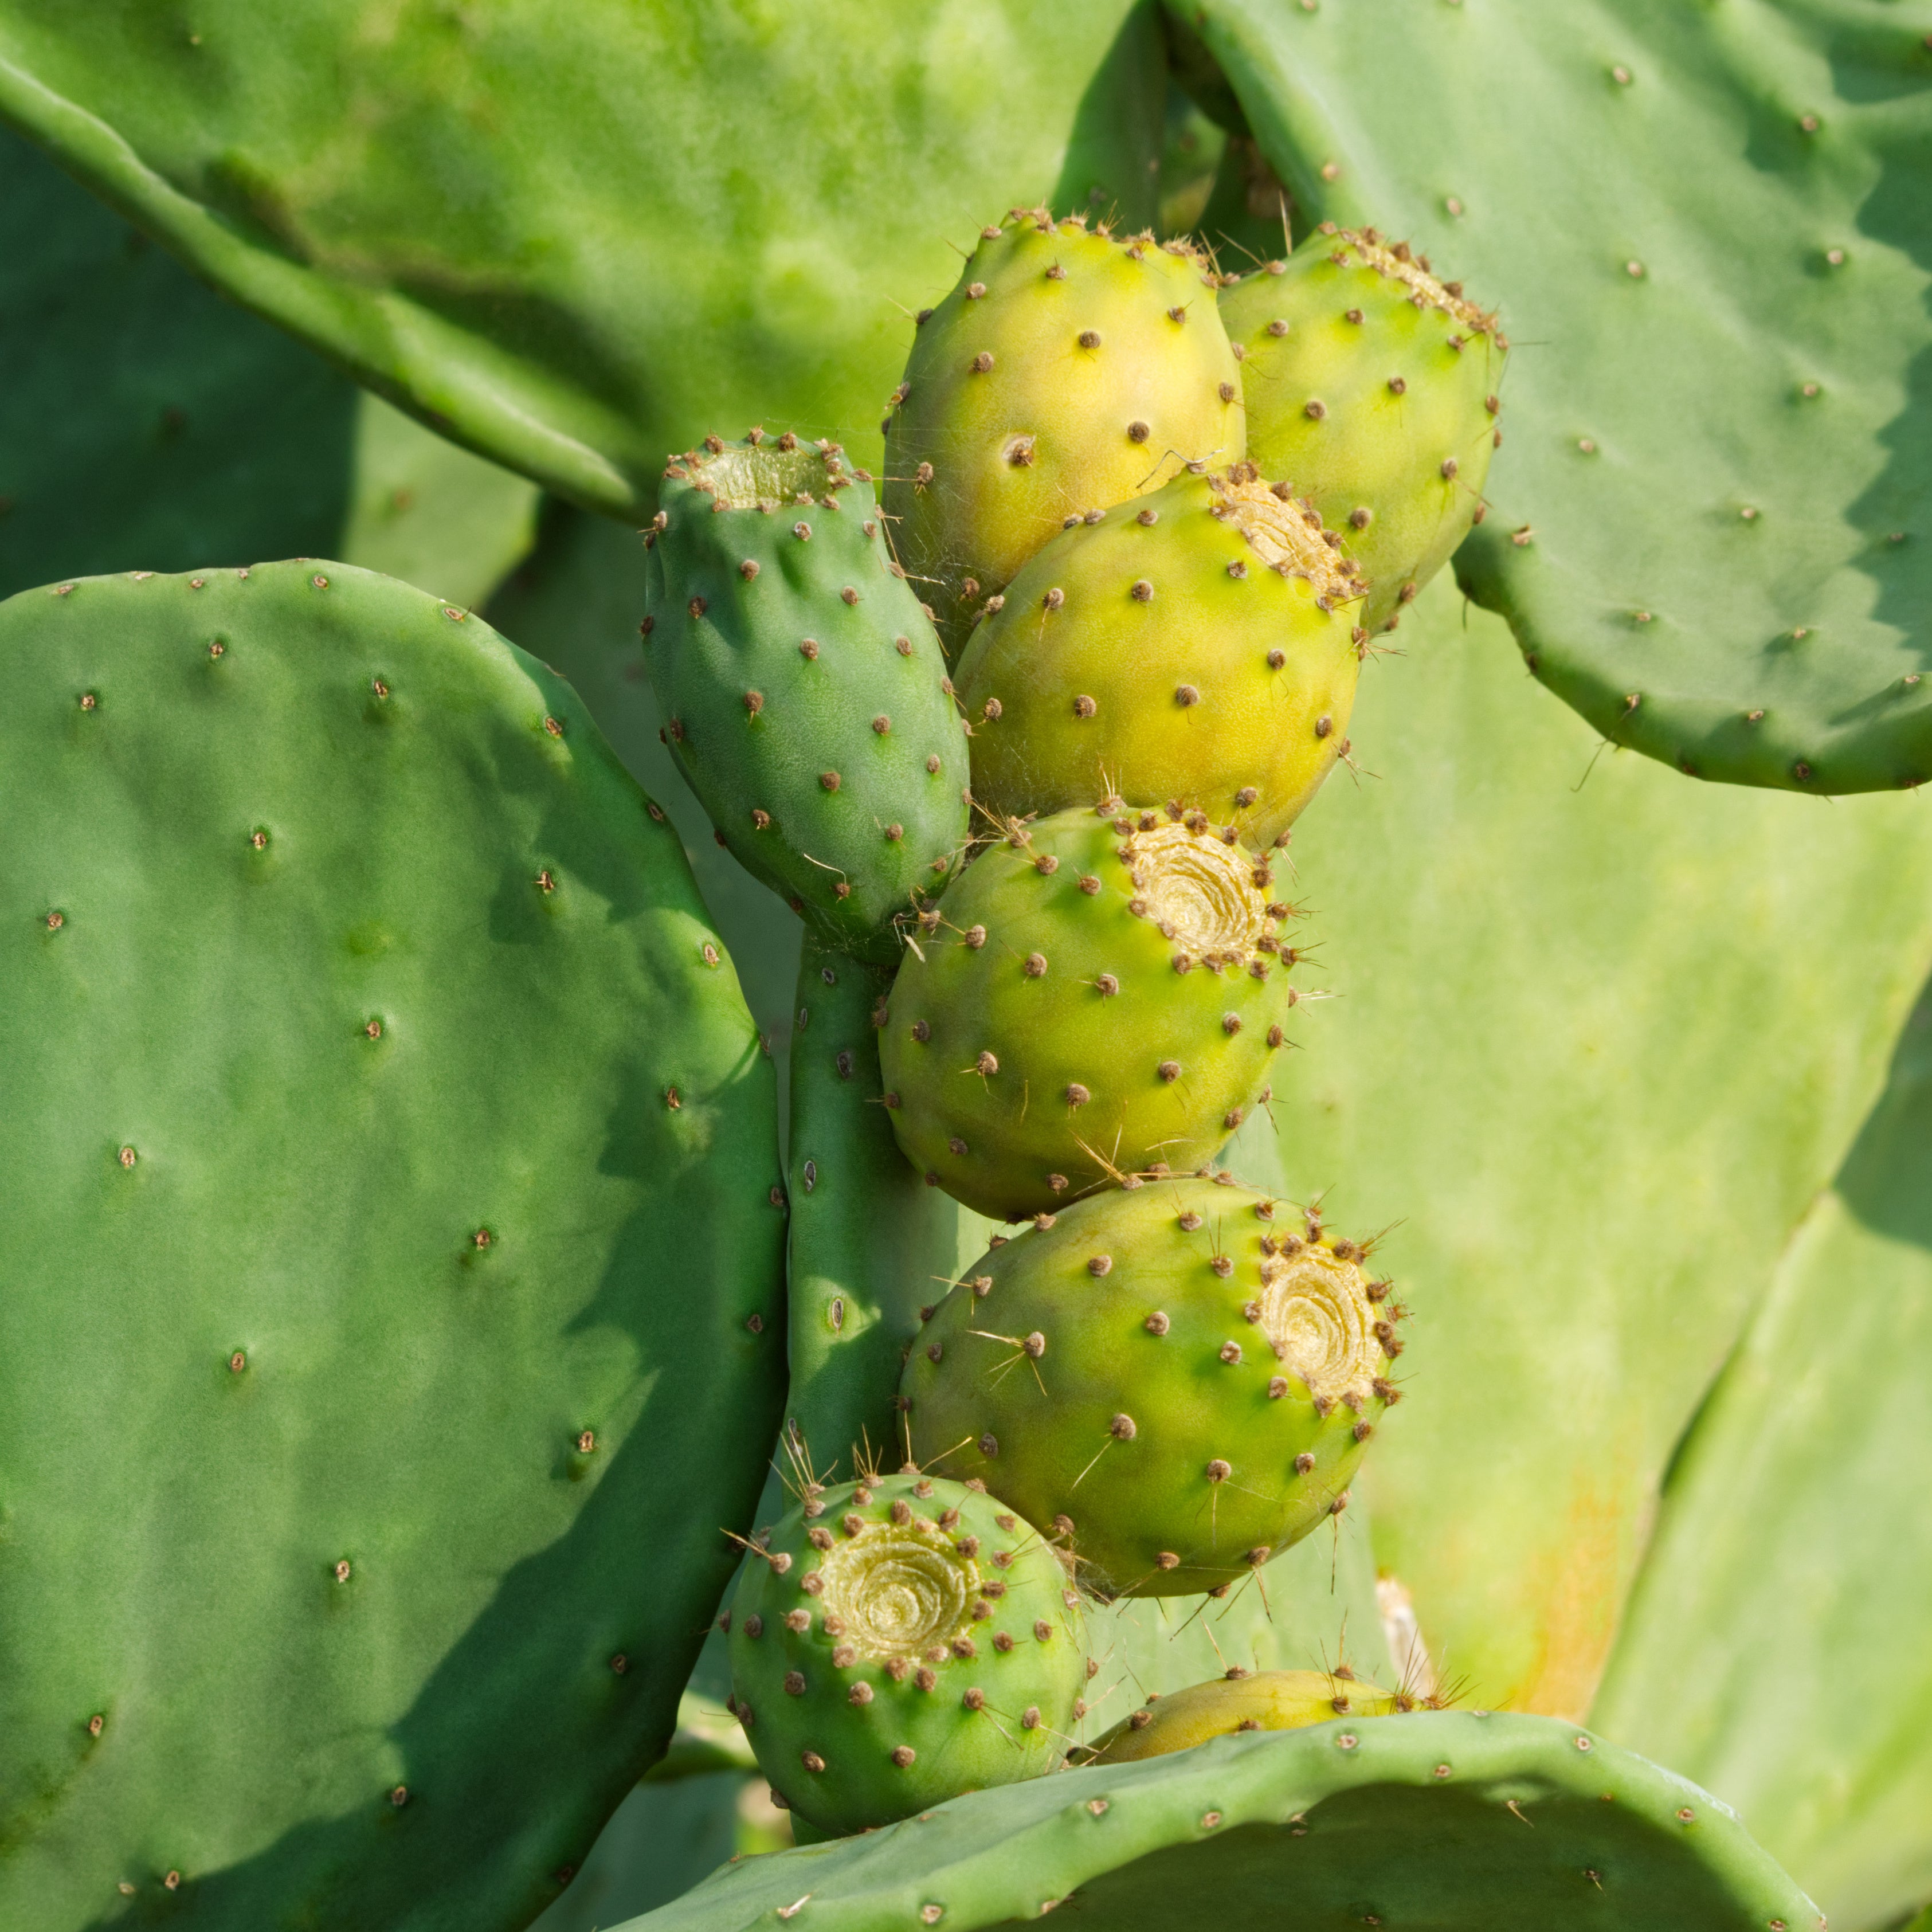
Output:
[
  {"xmin": 884, "ymin": 208, "xmax": 1244, "ymax": 659},
  {"xmin": 1219, "ymin": 225, "xmax": 1503, "ymax": 632},
  {"xmin": 0, "ymin": 561, "xmax": 786, "ymax": 1931},
  {"xmin": 1593, "ymin": 981, "xmax": 1932, "ymax": 1930},
  {"xmin": 902, "ymin": 1178, "xmax": 1393, "ymax": 1599},
  {"xmin": 1087, "ymin": 1668, "xmax": 1413, "ymax": 1764},
  {"xmin": 0, "ymin": 7, "xmax": 1163, "ymax": 516},
  {"xmin": 616, "ymin": 1711, "xmax": 1820, "ymax": 1932},
  {"xmin": 880, "ymin": 808, "xmax": 1297, "ymax": 1220},
  {"xmin": 726, "ymin": 1474, "xmax": 1087, "ymax": 1836},
  {"xmin": 1173, "ymin": 0, "xmax": 1932, "ymax": 791},
  {"xmin": 644, "ymin": 434, "xmax": 970, "ymax": 966},
  {"xmin": 955, "ymin": 464, "xmax": 1364, "ymax": 849},
  {"xmin": 785, "ymin": 936, "xmax": 960, "ymax": 1484}
]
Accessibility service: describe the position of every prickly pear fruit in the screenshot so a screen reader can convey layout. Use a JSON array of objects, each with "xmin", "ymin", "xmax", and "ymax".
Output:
[
  {"xmin": 644, "ymin": 433, "xmax": 970, "ymax": 965},
  {"xmin": 955, "ymin": 464, "xmax": 1365, "ymax": 849},
  {"xmin": 1086, "ymin": 1669, "xmax": 1416, "ymax": 1763},
  {"xmin": 900, "ymin": 1177, "xmax": 1400, "ymax": 1598},
  {"xmin": 1220, "ymin": 225, "xmax": 1505, "ymax": 632},
  {"xmin": 879, "ymin": 807, "xmax": 1298, "ymax": 1220},
  {"xmin": 883, "ymin": 209, "xmax": 1245, "ymax": 660},
  {"xmin": 726, "ymin": 1471, "xmax": 1087, "ymax": 1835}
]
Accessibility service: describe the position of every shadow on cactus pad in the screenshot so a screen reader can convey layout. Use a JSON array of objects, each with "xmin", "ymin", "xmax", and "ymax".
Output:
[{"xmin": 616, "ymin": 1712, "xmax": 1818, "ymax": 1932}]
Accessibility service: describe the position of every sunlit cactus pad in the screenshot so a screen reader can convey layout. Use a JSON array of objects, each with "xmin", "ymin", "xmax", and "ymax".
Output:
[
  {"xmin": 0, "ymin": 561, "xmax": 786, "ymax": 1931},
  {"xmin": 617, "ymin": 1711, "xmax": 1819, "ymax": 1932}
]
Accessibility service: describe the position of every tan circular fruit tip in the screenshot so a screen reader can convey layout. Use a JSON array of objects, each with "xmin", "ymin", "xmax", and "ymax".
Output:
[
  {"xmin": 1119, "ymin": 819, "xmax": 1272, "ymax": 971},
  {"xmin": 1332, "ymin": 227, "xmax": 1500, "ymax": 340},
  {"xmin": 1209, "ymin": 467, "xmax": 1363, "ymax": 605}
]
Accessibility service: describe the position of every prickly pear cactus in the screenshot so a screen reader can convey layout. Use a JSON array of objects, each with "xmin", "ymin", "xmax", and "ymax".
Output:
[
  {"xmin": 725, "ymin": 1473, "xmax": 1087, "ymax": 1835},
  {"xmin": 1085, "ymin": 1667, "xmax": 1415, "ymax": 1764},
  {"xmin": 1219, "ymin": 225, "xmax": 1503, "ymax": 632},
  {"xmin": 883, "ymin": 208, "xmax": 1244, "ymax": 659},
  {"xmin": 644, "ymin": 433, "xmax": 969, "ymax": 965},
  {"xmin": 0, "ymin": 561, "xmax": 786, "ymax": 1932},
  {"xmin": 614, "ymin": 1713, "xmax": 1821, "ymax": 1932},
  {"xmin": 901, "ymin": 1177, "xmax": 1396, "ymax": 1598},
  {"xmin": 955, "ymin": 463, "xmax": 1364, "ymax": 848},
  {"xmin": 881, "ymin": 807, "xmax": 1298, "ymax": 1219}
]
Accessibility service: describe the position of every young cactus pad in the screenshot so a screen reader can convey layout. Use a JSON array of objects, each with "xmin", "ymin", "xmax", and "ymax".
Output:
[
  {"xmin": 644, "ymin": 433, "xmax": 970, "ymax": 965},
  {"xmin": 1084, "ymin": 1668, "xmax": 1414, "ymax": 1764},
  {"xmin": 1221, "ymin": 226, "xmax": 1504, "ymax": 632},
  {"xmin": 955, "ymin": 463, "xmax": 1365, "ymax": 849},
  {"xmin": 0, "ymin": 562, "xmax": 786, "ymax": 1932},
  {"xmin": 726, "ymin": 1472, "xmax": 1087, "ymax": 1836},
  {"xmin": 883, "ymin": 207, "xmax": 1245, "ymax": 660},
  {"xmin": 900, "ymin": 1178, "xmax": 1398, "ymax": 1599},
  {"xmin": 618, "ymin": 1712, "xmax": 1819, "ymax": 1932},
  {"xmin": 880, "ymin": 806, "xmax": 1297, "ymax": 1220}
]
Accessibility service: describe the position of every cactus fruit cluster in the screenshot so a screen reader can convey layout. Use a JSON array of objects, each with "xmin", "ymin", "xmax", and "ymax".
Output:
[{"xmin": 710, "ymin": 197, "xmax": 1478, "ymax": 1842}]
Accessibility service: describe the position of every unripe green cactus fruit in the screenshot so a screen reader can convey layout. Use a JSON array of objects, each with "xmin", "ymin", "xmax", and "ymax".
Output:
[
  {"xmin": 900, "ymin": 1178, "xmax": 1399, "ymax": 1598},
  {"xmin": 1085, "ymin": 1668, "xmax": 1416, "ymax": 1763},
  {"xmin": 955, "ymin": 463, "xmax": 1364, "ymax": 849},
  {"xmin": 726, "ymin": 1472, "xmax": 1087, "ymax": 1836},
  {"xmin": 1220, "ymin": 225, "xmax": 1504, "ymax": 633},
  {"xmin": 883, "ymin": 207, "xmax": 1245, "ymax": 661},
  {"xmin": 880, "ymin": 807, "xmax": 1298, "ymax": 1220},
  {"xmin": 644, "ymin": 432, "xmax": 970, "ymax": 965}
]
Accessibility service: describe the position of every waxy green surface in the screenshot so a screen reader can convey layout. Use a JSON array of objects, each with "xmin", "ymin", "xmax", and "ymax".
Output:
[
  {"xmin": 0, "ymin": 561, "xmax": 786, "ymax": 1932},
  {"xmin": 0, "ymin": 1, "xmax": 1163, "ymax": 515},
  {"xmin": 613, "ymin": 1711, "xmax": 1818, "ymax": 1932}
]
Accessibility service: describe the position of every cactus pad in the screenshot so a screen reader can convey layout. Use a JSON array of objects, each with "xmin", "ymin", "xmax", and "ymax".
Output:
[
  {"xmin": 956, "ymin": 464, "xmax": 1364, "ymax": 848},
  {"xmin": 0, "ymin": 561, "xmax": 786, "ymax": 1932},
  {"xmin": 726, "ymin": 1474, "xmax": 1086, "ymax": 1835},
  {"xmin": 784, "ymin": 936, "xmax": 959, "ymax": 1484},
  {"xmin": 901, "ymin": 1178, "xmax": 1394, "ymax": 1598},
  {"xmin": 644, "ymin": 434, "xmax": 970, "ymax": 965},
  {"xmin": 618, "ymin": 1712, "xmax": 1819, "ymax": 1932},
  {"xmin": 1174, "ymin": 0, "xmax": 1932, "ymax": 791},
  {"xmin": 1220, "ymin": 226, "xmax": 1503, "ymax": 632},
  {"xmin": 884, "ymin": 209, "xmax": 1244, "ymax": 659},
  {"xmin": 880, "ymin": 807, "xmax": 1298, "ymax": 1219},
  {"xmin": 1087, "ymin": 1668, "xmax": 1413, "ymax": 1764}
]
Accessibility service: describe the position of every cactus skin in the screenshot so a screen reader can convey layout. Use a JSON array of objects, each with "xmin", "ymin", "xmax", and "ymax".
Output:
[
  {"xmin": 955, "ymin": 464, "xmax": 1365, "ymax": 849},
  {"xmin": 879, "ymin": 808, "xmax": 1297, "ymax": 1220},
  {"xmin": 644, "ymin": 434, "xmax": 970, "ymax": 966},
  {"xmin": 1086, "ymin": 1668, "xmax": 1412, "ymax": 1764},
  {"xmin": 1220, "ymin": 225, "xmax": 1503, "ymax": 633},
  {"xmin": 900, "ymin": 1178, "xmax": 1395, "ymax": 1599},
  {"xmin": 726, "ymin": 1474, "xmax": 1086, "ymax": 1836},
  {"xmin": 618, "ymin": 1712, "xmax": 1819, "ymax": 1932},
  {"xmin": 0, "ymin": 561, "xmax": 786, "ymax": 1932},
  {"xmin": 784, "ymin": 936, "xmax": 959, "ymax": 1483},
  {"xmin": 883, "ymin": 208, "xmax": 1245, "ymax": 660}
]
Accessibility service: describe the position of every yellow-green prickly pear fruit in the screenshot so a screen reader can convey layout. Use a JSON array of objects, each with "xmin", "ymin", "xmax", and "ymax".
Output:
[
  {"xmin": 726, "ymin": 1471, "xmax": 1088, "ymax": 1836},
  {"xmin": 879, "ymin": 807, "xmax": 1299, "ymax": 1221},
  {"xmin": 884, "ymin": 207, "xmax": 1245, "ymax": 661},
  {"xmin": 1084, "ymin": 1668, "xmax": 1416, "ymax": 1764},
  {"xmin": 955, "ymin": 463, "xmax": 1365, "ymax": 851},
  {"xmin": 899, "ymin": 1177, "xmax": 1404, "ymax": 1599},
  {"xmin": 1220, "ymin": 224, "xmax": 1506, "ymax": 632}
]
